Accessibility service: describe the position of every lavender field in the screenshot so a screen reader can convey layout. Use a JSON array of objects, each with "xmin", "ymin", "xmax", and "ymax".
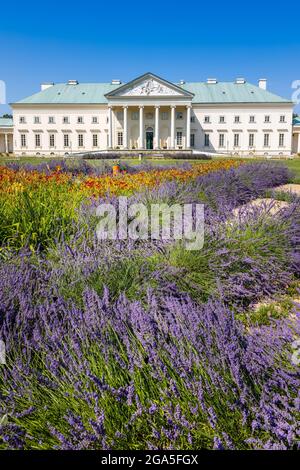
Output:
[{"xmin": 0, "ymin": 161, "xmax": 300, "ymax": 450}]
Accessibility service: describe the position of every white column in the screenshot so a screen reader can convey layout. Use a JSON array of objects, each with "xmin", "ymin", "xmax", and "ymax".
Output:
[
  {"xmin": 186, "ymin": 106, "xmax": 191, "ymax": 149},
  {"xmin": 154, "ymin": 106, "xmax": 160, "ymax": 149},
  {"xmin": 139, "ymin": 106, "xmax": 144, "ymax": 149},
  {"xmin": 170, "ymin": 105, "xmax": 176, "ymax": 149},
  {"xmin": 4, "ymin": 134, "xmax": 8, "ymax": 153},
  {"xmin": 108, "ymin": 106, "xmax": 113, "ymax": 149},
  {"xmin": 123, "ymin": 106, "xmax": 128, "ymax": 149}
]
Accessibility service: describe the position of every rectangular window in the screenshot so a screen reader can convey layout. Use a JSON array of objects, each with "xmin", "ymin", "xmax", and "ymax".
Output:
[
  {"xmin": 219, "ymin": 133, "xmax": 225, "ymax": 147},
  {"xmin": 234, "ymin": 116, "xmax": 240, "ymax": 123},
  {"xmin": 63, "ymin": 116, "xmax": 69, "ymax": 124},
  {"xmin": 176, "ymin": 131, "xmax": 183, "ymax": 146},
  {"xmin": 48, "ymin": 116, "xmax": 55, "ymax": 124},
  {"xmin": 190, "ymin": 116, "xmax": 195, "ymax": 123},
  {"xmin": 64, "ymin": 134, "xmax": 69, "ymax": 147},
  {"xmin": 219, "ymin": 116, "xmax": 225, "ymax": 123},
  {"xmin": 279, "ymin": 133, "xmax": 284, "ymax": 147},
  {"xmin": 78, "ymin": 134, "xmax": 84, "ymax": 147},
  {"xmin": 21, "ymin": 134, "xmax": 26, "ymax": 147},
  {"xmin": 161, "ymin": 112, "xmax": 168, "ymax": 120},
  {"xmin": 190, "ymin": 133, "xmax": 195, "ymax": 147},
  {"xmin": 279, "ymin": 115, "xmax": 286, "ymax": 123},
  {"xmin": 204, "ymin": 134, "xmax": 210, "ymax": 147},
  {"xmin": 19, "ymin": 116, "xmax": 26, "ymax": 124},
  {"xmin": 117, "ymin": 112, "xmax": 123, "ymax": 121},
  {"xmin": 49, "ymin": 134, "xmax": 55, "ymax": 147},
  {"xmin": 131, "ymin": 112, "xmax": 138, "ymax": 120},
  {"xmin": 34, "ymin": 116, "xmax": 40, "ymax": 124},
  {"xmin": 92, "ymin": 116, "xmax": 98, "ymax": 124},
  {"xmin": 264, "ymin": 115, "xmax": 270, "ymax": 123},
  {"xmin": 77, "ymin": 116, "xmax": 83, "ymax": 124},
  {"xmin": 234, "ymin": 133, "xmax": 240, "ymax": 147},
  {"xmin": 176, "ymin": 112, "xmax": 183, "ymax": 120},
  {"xmin": 204, "ymin": 116, "xmax": 210, "ymax": 123},
  {"xmin": 117, "ymin": 132, "xmax": 123, "ymax": 146},
  {"xmin": 35, "ymin": 134, "xmax": 41, "ymax": 147},
  {"xmin": 264, "ymin": 133, "xmax": 270, "ymax": 147},
  {"xmin": 249, "ymin": 133, "xmax": 254, "ymax": 147},
  {"xmin": 249, "ymin": 115, "xmax": 255, "ymax": 123},
  {"xmin": 92, "ymin": 134, "xmax": 98, "ymax": 147}
]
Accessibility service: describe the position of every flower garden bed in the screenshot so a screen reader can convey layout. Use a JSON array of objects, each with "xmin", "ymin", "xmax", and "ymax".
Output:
[{"xmin": 0, "ymin": 160, "xmax": 299, "ymax": 450}]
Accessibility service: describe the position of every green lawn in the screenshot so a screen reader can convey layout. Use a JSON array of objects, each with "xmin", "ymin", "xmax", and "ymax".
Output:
[
  {"xmin": 0, "ymin": 156, "xmax": 73, "ymax": 165},
  {"xmin": 274, "ymin": 158, "xmax": 300, "ymax": 183}
]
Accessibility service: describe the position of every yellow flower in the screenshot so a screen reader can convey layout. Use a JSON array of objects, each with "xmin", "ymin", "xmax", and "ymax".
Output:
[{"xmin": 10, "ymin": 182, "xmax": 24, "ymax": 193}]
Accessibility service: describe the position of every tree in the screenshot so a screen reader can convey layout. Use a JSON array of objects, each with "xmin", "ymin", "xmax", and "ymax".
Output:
[{"xmin": 1, "ymin": 113, "xmax": 12, "ymax": 119}]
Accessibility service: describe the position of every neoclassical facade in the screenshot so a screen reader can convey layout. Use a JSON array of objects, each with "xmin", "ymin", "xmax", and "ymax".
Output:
[{"xmin": 11, "ymin": 72, "xmax": 297, "ymax": 156}]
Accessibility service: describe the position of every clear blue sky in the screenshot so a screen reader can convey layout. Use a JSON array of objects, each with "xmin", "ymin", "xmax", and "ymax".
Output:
[{"xmin": 1, "ymin": 0, "xmax": 300, "ymax": 114}]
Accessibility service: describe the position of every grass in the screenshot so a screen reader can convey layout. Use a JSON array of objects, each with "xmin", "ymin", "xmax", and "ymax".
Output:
[
  {"xmin": 277, "ymin": 158, "xmax": 300, "ymax": 183},
  {"xmin": 238, "ymin": 280, "xmax": 300, "ymax": 327},
  {"xmin": 50, "ymin": 253, "xmax": 160, "ymax": 306},
  {"xmin": 0, "ymin": 183, "xmax": 85, "ymax": 252},
  {"xmin": 164, "ymin": 213, "xmax": 295, "ymax": 308},
  {"xmin": 43, "ymin": 198, "xmax": 295, "ymax": 313}
]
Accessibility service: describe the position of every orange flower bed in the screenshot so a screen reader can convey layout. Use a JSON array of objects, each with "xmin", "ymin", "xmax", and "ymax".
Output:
[
  {"xmin": 0, "ymin": 160, "xmax": 242, "ymax": 198},
  {"xmin": 81, "ymin": 160, "xmax": 242, "ymax": 197}
]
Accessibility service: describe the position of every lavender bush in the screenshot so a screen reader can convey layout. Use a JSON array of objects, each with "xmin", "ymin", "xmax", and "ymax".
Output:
[
  {"xmin": 6, "ymin": 159, "xmax": 111, "ymax": 176},
  {"xmin": 0, "ymin": 289, "xmax": 299, "ymax": 449},
  {"xmin": 164, "ymin": 203, "xmax": 300, "ymax": 307},
  {"xmin": 5, "ymin": 159, "xmax": 193, "ymax": 177},
  {"xmin": 129, "ymin": 162, "xmax": 290, "ymax": 215},
  {"xmin": 29, "ymin": 200, "xmax": 298, "ymax": 310}
]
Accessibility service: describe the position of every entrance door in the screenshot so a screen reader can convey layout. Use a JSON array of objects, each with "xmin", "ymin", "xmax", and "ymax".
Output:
[{"xmin": 146, "ymin": 128, "xmax": 154, "ymax": 150}]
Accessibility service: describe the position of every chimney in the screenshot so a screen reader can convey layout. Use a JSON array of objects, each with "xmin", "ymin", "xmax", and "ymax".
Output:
[
  {"xmin": 235, "ymin": 78, "xmax": 246, "ymax": 84},
  {"xmin": 111, "ymin": 79, "xmax": 121, "ymax": 85},
  {"xmin": 258, "ymin": 78, "xmax": 267, "ymax": 90},
  {"xmin": 41, "ymin": 82, "xmax": 54, "ymax": 91},
  {"xmin": 207, "ymin": 78, "xmax": 217, "ymax": 84},
  {"xmin": 179, "ymin": 80, "xmax": 185, "ymax": 85},
  {"xmin": 67, "ymin": 80, "xmax": 78, "ymax": 85}
]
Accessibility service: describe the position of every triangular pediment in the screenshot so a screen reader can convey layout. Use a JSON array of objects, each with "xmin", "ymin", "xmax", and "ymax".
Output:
[{"xmin": 105, "ymin": 73, "xmax": 194, "ymax": 98}]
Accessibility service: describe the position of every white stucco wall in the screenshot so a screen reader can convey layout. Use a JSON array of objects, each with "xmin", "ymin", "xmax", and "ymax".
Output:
[
  {"xmin": 191, "ymin": 104, "xmax": 293, "ymax": 156},
  {"xmin": 12, "ymin": 105, "xmax": 108, "ymax": 155}
]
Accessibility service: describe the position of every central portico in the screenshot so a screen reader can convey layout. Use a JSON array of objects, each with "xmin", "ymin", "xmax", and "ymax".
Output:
[{"xmin": 105, "ymin": 72, "xmax": 194, "ymax": 150}]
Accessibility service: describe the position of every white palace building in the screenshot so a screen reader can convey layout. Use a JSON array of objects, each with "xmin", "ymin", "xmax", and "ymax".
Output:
[{"xmin": 1, "ymin": 72, "xmax": 300, "ymax": 156}]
